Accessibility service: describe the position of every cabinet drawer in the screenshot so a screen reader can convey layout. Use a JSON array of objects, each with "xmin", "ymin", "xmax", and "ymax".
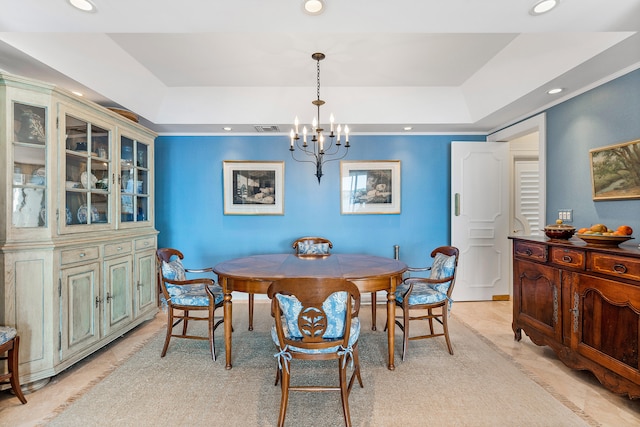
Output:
[
  {"xmin": 514, "ymin": 240, "xmax": 547, "ymax": 262},
  {"xmin": 135, "ymin": 236, "xmax": 156, "ymax": 251},
  {"xmin": 61, "ymin": 246, "xmax": 100, "ymax": 265},
  {"xmin": 104, "ymin": 241, "xmax": 132, "ymax": 258},
  {"xmin": 589, "ymin": 253, "xmax": 640, "ymax": 282},
  {"xmin": 550, "ymin": 247, "xmax": 585, "ymax": 269}
]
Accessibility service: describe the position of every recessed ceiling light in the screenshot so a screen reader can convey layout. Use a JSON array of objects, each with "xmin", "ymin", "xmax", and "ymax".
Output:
[
  {"xmin": 529, "ymin": 0, "xmax": 559, "ymax": 16},
  {"xmin": 403, "ymin": 126, "xmax": 413, "ymax": 131},
  {"xmin": 72, "ymin": 91, "xmax": 84, "ymax": 97},
  {"xmin": 223, "ymin": 127, "xmax": 232, "ymax": 131},
  {"xmin": 303, "ymin": 0, "xmax": 324, "ymax": 15},
  {"xmin": 68, "ymin": 0, "xmax": 97, "ymax": 12},
  {"xmin": 547, "ymin": 88, "xmax": 563, "ymax": 94}
]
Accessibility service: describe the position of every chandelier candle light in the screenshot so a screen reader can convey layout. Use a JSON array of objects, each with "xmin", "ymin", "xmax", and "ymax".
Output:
[{"xmin": 289, "ymin": 52, "xmax": 350, "ymax": 184}]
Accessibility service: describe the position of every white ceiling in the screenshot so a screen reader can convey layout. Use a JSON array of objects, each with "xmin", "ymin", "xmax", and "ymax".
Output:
[{"xmin": 1, "ymin": 0, "xmax": 639, "ymax": 135}]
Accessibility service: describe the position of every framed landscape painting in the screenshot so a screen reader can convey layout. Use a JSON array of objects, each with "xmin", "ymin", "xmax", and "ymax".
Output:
[
  {"xmin": 340, "ymin": 160, "xmax": 401, "ymax": 214},
  {"xmin": 223, "ymin": 161, "xmax": 284, "ymax": 215},
  {"xmin": 590, "ymin": 139, "xmax": 640, "ymax": 201}
]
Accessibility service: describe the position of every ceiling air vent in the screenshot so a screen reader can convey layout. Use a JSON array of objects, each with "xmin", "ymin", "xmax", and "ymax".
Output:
[{"xmin": 254, "ymin": 125, "xmax": 280, "ymax": 132}]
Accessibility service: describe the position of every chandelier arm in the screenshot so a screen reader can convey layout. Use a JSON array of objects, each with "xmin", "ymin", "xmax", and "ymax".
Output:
[
  {"xmin": 318, "ymin": 148, "xmax": 350, "ymax": 165},
  {"xmin": 293, "ymin": 140, "xmax": 322, "ymax": 159},
  {"xmin": 321, "ymin": 138, "xmax": 342, "ymax": 156},
  {"xmin": 290, "ymin": 149, "xmax": 321, "ymax": 165}
]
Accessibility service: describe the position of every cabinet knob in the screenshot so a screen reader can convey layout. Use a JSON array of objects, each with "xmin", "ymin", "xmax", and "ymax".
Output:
[
  {"xmin": 80, "ymin": 252, "xmax": 86, "ymax": 257},
  {"xmin": 613, "ymin": 263, "xmax": 627, "ymax": 274},
  {"xmin": 525, "ymin": 249, "xmax": 532, "ymax": 256},
  {"xmin": 562, "ymin": 255, "xmax": 572, "ymax": 263}
]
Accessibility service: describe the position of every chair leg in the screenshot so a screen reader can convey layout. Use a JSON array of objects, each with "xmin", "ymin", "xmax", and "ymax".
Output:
[
  {"xmin": 349, "ymin": 344, "xmax": 364, "ymax": 390},
  {"xmin": 339, "ymin": 356, "xmax": 352, "ymax": 427},
  {"xmin": 8, "ymin": 336, "xmax": 27, "ymax": 404},
  {"xmin": 402, "ymin": 306, "xmax": 410, "ymax": 361},
  {"xmin": 277, "ymin": 362, "xmax": 290, "ymax": 427},
  {"xmin": 428, "ymin": 308, "xmax": 434, "ymax": 334},
  {"xmin": 274, "ymin": 362, "xmax": 280, "ymax": 386},
  {"xmin": 208, "ymin": 309, "xmax": 216, "ymax": 361},
  {"xmin": 161, "ymin": 309, "xmax": 174, "ymax": 357},
  {"xmin": 182, "ymin": 310, "xmax": 189, "ymax": 335},
  {"xmin": 370, "ymin": 292, "xmax": 377, "ymax": 331},
  {"xmin": 248, "ymin": 293, "xmax": 254, "ymax": 331},
  {"xmin": 442, "ymin": 307, "xmax": 454, "ymax": 355}
]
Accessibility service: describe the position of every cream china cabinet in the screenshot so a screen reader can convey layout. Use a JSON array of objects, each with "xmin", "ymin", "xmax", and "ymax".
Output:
[{"xmin": 0, "ymin": 72, "xmax": 158, "ymax": 388}]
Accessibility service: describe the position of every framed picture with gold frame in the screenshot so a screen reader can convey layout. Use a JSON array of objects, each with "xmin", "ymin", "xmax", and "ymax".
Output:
[
  {"xmin": 340, "ymin": 160, "xmax": 401, "ymax": 214},
  {"xmin": 223, "ymin": 161, "xmax": 284, "ymax": 215},
  {"xmin": 590, "ymin": 139, "xmax": 640, "ymax": 201}
]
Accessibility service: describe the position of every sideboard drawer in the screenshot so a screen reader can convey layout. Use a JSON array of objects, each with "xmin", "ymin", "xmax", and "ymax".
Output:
[
  {"xmin": 589, "ymin": 253, "xmax": 640, "ymax": 282},
  {"xmin": 550, "ymin": 247, "xmax": 585, "ymax": 269},
  {"xmin": 514, "ymin": 240, "xmax": 548, "ymax": 262},
  {"xmin": 104, "ymin": 241, "xmax": 133, "ymax": 258},
  {"xmin": 61, "ymin": 246, "xmax": 100, "ymax": 265},
  {"xmin": 135, "ymin": 236, "xmax": 156, "ymax": 251}
]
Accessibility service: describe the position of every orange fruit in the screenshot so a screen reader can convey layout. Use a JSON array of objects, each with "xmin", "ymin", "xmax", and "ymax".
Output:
[
  {"xmin": 617, "ymin": 225, "xmax": 633, "ymax": 236},
  {"xmin": 578, "ymin": 227, "xmax": 589, "ymax": 234}
]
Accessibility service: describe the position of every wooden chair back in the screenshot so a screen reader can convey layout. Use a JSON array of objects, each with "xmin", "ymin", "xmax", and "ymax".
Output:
[
  {"xmin": 292, "ymin": 237, "xmax": 333, "ymax": 256},
  {"xmin": 268, "ymin": 277, "xmax": 360, "ymax": 353},
  {"xmin": 430, "ymin": 246, "xmax": 460, "ymax": 297}
]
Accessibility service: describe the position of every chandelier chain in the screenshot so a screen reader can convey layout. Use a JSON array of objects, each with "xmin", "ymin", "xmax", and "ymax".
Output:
[{"xmin": 316, "ymin": 58, "xmax": 321, "ymax": 103}]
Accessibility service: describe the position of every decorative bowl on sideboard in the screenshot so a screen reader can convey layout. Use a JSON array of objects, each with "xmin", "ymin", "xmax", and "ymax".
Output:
[
  {"xmin": 543, "ymin": 224, "xmax": 576, "ymax": 239},
  {"xmin": 575, "ymin": 234, "xmax": 634, "ymax": 247}
]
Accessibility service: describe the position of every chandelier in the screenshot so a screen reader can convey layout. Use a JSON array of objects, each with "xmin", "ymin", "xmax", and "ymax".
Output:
[{"xmin": 289, "ymin": 52, "xmax": 350, "ymax": 184}]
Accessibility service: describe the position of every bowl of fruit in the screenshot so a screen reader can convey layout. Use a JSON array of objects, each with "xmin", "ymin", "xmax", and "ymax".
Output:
[
  {"xmin": 543, "ymin": 220, "xmax": 576, "ymax": 239},
  {"xmin": 575, "ymin": 224, "xmax": 634, "ymax": 247}
]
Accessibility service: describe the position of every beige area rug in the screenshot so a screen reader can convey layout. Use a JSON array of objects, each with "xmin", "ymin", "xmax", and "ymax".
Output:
[{"xmin": 44, "ymin": 303, "xmax": 594, "ymax": 427}]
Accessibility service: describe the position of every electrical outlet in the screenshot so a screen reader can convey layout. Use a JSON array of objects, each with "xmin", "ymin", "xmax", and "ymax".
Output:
[{"xmin": 557, "ymin": 209, "xmax": 573, "ymax": 223}]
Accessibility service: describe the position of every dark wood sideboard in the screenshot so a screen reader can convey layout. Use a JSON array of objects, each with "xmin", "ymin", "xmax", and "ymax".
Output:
[{"xmin": 510, "ymin": 236, "xmax": 640, "ymax": 398}]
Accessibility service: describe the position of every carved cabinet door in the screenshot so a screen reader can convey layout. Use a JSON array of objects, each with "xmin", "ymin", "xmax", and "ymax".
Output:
[
  {"xmin": 513, "ymin": 260, "xmax": 562, "ymax": 344},
  {"xmin": 569, "ymin": 273, "xmax": 640, "ymax": 385}
]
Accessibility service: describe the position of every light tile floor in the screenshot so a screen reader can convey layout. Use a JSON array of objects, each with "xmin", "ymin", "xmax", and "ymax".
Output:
[{"xmin": 1, "ymin": 301, "xmax": 640, "ymax": 426}]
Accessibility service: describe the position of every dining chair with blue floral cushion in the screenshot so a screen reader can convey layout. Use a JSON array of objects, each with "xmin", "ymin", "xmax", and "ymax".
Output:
[
  {"xmin": 388, "ymin": 246, "xmax": 459, "ymax": 360},
  {"xmin": 292, "ymin": 236, "xmax": 333, "ymax": 256},
  {"xmin": 268, "ymin": 277, "xmax": 363, "ymax": 427},
  {"xmin": 292, "ymin": 236, "xmax": 381, "ymax": 331},
  {"xmin": 156, "ymin": 248, "xmax": 224, "ymax": 360},
  {"xmin": 0, "ymin": 326, "xmax": 27, "ymax": 404}
]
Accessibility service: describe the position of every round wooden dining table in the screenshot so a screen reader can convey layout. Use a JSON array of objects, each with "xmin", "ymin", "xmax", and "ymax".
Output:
[{"xmin": 213, "ymin": 253, "xmax": 407, "ymax": 370}]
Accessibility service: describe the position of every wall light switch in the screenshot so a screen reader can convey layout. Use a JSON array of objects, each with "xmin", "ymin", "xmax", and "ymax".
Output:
[{"xmin": 558, "ymin": 209, "xmax": 573, "ymax": 223}]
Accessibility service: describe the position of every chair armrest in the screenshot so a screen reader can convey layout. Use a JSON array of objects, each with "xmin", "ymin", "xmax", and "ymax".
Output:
[
  {"xmin": 162, "ymin": 277, "xmax": 216, "ymax": 286},
  {"xmin": 184, "ymin": 267, "xmax": 214, "ymax": 273},
  {"xmin": 406, "ymin": 266, "xmax": 431, "ymax": 272},
  {"xmin": 403, "ymin": 276, "xmax": 453, "ymax": 286}
]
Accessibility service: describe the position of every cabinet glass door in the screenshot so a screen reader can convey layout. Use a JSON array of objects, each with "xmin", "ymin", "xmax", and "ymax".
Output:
[
  {"xmin": 12, "ymin": 102, "xmax": 47, "ymax": 228},
  {"xmin": 120, "ymin": 136, "xmax": 149, "ymax": 223},
  {"xmin": 64, "ymin": 114, "xmax": 111, "ymax": 228}
]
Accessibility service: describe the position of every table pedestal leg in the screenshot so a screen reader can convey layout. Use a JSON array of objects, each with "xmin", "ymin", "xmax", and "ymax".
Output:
[
  {"xmin": 224, "ymin": 291, "xmax": 233, "ymax": 370},
  {"xmin": 387, "ymin": 288, "xmax": 396, "ymax": 370}
]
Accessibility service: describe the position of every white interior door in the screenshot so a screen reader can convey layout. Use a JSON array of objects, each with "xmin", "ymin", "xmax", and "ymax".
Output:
[{"xmin": 451, "ymin": 141, "xmax": 509, "ymax": 301}]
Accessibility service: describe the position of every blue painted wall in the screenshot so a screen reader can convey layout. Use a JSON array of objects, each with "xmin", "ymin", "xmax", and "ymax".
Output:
[
  {"xmin": 546, "ymin": 68, "xmax": 640, "ymax": 235},
  {"xmin": 155, "ymin": 134, "xmax": 484, "ymax": 269},
  {"xmin": 155, "ymin": 68, "xmax": 640, "ymax": 273}
]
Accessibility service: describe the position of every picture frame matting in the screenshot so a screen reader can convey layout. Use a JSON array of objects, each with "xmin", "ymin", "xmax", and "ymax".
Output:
[
  {"xmin": 340, "ymin": 160, "xmax": 401, "ymax": 214},
  {"xmin": 223, "ymin": 161, "xmax": 285, "ymax": 215}
]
